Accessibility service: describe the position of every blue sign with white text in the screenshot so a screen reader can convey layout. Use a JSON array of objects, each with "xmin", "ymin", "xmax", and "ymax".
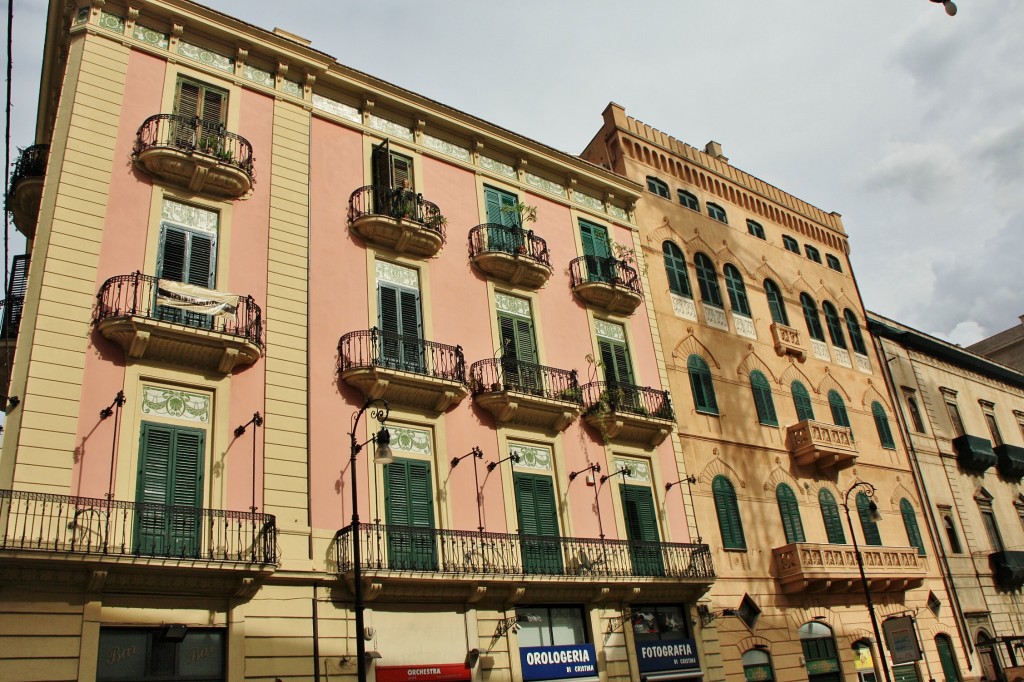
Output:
[
  {"xmin": 636, "ymin": 638, "xmax": 701, "ymax": 674},
  {"xmin": 520, "ymin": 644, "xmax": 598, "ymax": 681}
]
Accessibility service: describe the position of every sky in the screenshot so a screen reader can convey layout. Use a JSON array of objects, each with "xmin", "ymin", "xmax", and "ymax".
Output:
[{"xmin": 4, "ymin": 1, "xmax": 1022, "ymax": 345}]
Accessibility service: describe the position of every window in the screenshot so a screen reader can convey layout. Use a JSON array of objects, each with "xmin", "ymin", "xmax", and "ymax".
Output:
[
  {"xmin": 750, "ymin": 371, "xmax": 778, "ymax": 426},
  {"xmin": 782, "ymin": 235, "xmax": 800, "ymax": 253},
  {"xmin": 713, "ymin": 476, "xmax": 745, "ymax": 550},
  {"xmin": 826, "ymin": 254, "xmax": 842, "ymax": 272},
  {"xmin": 764, "ymin": 279, "xmax": 789, "ymax": 325},
  {"xmin": 694, "ymin": 253, "xmax": 722, "ymax": 307},
  {"xmin": 677, "ymin": 189, "xmax": 699, "ymax": 211},
  {"xmin": 792, "ymin": 381, "xmax": 815, "ymax": 422},
  {"xmin": 688, "ymin": 355, "xmax": 718, "ymax": 415},
  {"xmin": 497, "ymin": 293, "xmax": 539, "ymax": 392},
  {"xmin": 157, "ymin": 200, "xmax": 218, "ymax": 329},
  {"xmin": 621, "ymin": 484, "xmax": 664, "ymax": 576},
  {"xmin": 136, "ymin": 422, "xmax": 205, "ymax": 557},
  {"xmin": 844, "ymin": 309, "xmax": 868, "ymax": 355},
  {"xmin": 941, "ymin": 513, "xmax": 962, "ymax": 553},
  {"xmin": 97, "ymin": 628, "xmax": 225, "ymax": 682},
  {"xmin": 1017, "ymin": 412, "xmax": 1024, "ymax": 441},
  {"xmin": 904, "ymin": 389, "xmax": 926, "ymax": 433},
  {"xmin": 647, "ymin": 176, "xmax": 670, "ymax": 198},
  {"xmin": 597, "ymin": 321, "xmax": 635, "ymax": 387},
  {"xmin": 822, "ymin": 302, "xmax": 846, "ymax": 349},
  {"xmin": 801, "ymin": 293, "xmax": 825, "ymax": 342},
  {"xmin": 724, "ymin": 264, "xmax": 751, "ymax": 316},
  {"xmin": 662, "ymin": 242, "xmax": 692, "ymax": 298},
  {"xmin": 384, "ymin": 458, "xmax": 437, "ymax": 570},
  {"xmin": 633, "ymin": 605, "xmax": 690, "ymax": 647},
  {"xmin": 776, "ymin": 484, "xmax": 805, "ymax": 543},
  {"xmin": 579, "ymin": 219, "xmax": 613, "ymax": 283},
  {"xmin": 900, "ymin": 498, "xmax": 926, "ymax": 556},
  {"xmin": 856, "ymin": 491, "xmax": 882, "ymax": 546},
  {"xmin": 514, "ymin": 473, "xmax": 561, "ymax": 574},
  {"xmin": 377, "ymin": 261, "xmax": 422, "ymax": 372},
  {"xmin": 981, "ymin": 405, "xmax": 1003, "ymax": 446},
  {"xmin": 944, "ymin": 397, "xmax": 965, "ymax": 438},
  {"xmin": 371, "ymin": 140, "xmax": 416, "ymax": 218},
  {"xmin": 707, "ymin": 202, "xmax": 728, "ymax": 224},
  {"xmin": 981, "ymin": 510, "xmax": 1004, "ymax": 552},
  {"xmin": 828, "ymin": 390, "xmax": 852, "ymax": 433},
  {"xmin": 935, "ymin": 634, "xmax": 961, "ymax": 682},
  {"xmin": 819, "ymin": 489, "xmax": 846, "ymax": 544},
  {"xmin": 747, "ymin": 220, "xmax": 765, "ymax": 239},
  {"xmin": 173, "ymin": 76, "xmax": 227, "ymax": 151},
  {"xmin": 872, "ymin": 401, "xmax": 896, "ymax": 449},
  {"xmin": 483, "ymin": 185, "xmax": 523, "ymax": 254},
  {"xmin": 852, "ymin": 641, "xmax": 878, "ymax": 682},
  {"xmin": 804, "ymin": 245, "xmax": 821, "ymax": 263},
  {"xmin": 742, "ymin": 650, "xmax": 775, "ymax": 682},
  {"xmin": 515, "ymin": 607, "xmax": 587, "ymax": 648},
  {"xmin": 799, "ymin": 622, "xmax": 841, "ymax": 681}
]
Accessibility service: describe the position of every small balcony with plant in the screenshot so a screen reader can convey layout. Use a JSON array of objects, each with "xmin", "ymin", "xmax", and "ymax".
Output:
[
  {"xmin": 348, "ymin": 185, "xmax": 447, "ymax": 258},
  {"xmin": 786, "ymin": 420, "xmax": 858, "ymax": 472},
  {"xmin": 5, "ymin": 144, "xmax": 48, "ymax": 238},
  {"xmin": 569, "ymin": 256, "xmax": 643, "ymax": 315},
  {"xmin": 469, "ymin": 224, "xmax": 552, "ymax": 289},
  {"xmin": 133, "ymin": 114, "xmax": 255, "ymax": 199},
  {"xmin": 94, "ymin": 272, "xmax": 264, "ymax": 374},
  {"xmin": 338, "ymin": 328, "xmax": 468, "ymax": 412},
  {"xmin": 469, "ymin": 357, "xmax": 582, "ymax": 432},
  {"xmin": 581, "ymin": 381, "xmax": 674, "ymax": 448}
]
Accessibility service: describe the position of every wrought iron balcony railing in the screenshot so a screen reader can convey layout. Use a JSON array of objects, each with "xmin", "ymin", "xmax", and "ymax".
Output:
[
  {"xmin": 348, "ymin": 185, "xmax": 445, "ymax": 236},
  {"xmin": 95, "ymin": 272, "xmax": 264, "ymax": 349},
  {"xmin": 569, "ymin": 256, "xmax": 642, "ymax": 295},
  {"xmin": 5, "ymin": 144, "xmax": 49, "ymax": 200},
  {"xmin": 468, "ymin": 224, "xmax": 550, "ymax": 266},
  {"xmin": 581, "ymin": 381, "xmax": 674, "ymax": 420},
  {"xmin": 334, "ymin": 522, "xmax": 714, "ymax": 580},
  {"xmin": 133, "ymin": 113, "xmax": 254, "ymax": 178},
  {"xmin": 1, "ymin": 255, "xmax": 29, "ymax": 340},
  {"xmin": 338, "ymin": 328, "xmax": 466, "ymax": 384},
  {"xmin": 469, "ymin": 357, "xmax": 581, "ymax": 403},
  {"xmin": 0, "ymin": 489, "xmax": 277, "ymax": 564}
]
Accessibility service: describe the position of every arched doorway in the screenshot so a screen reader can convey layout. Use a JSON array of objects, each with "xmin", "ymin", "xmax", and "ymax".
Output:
[
  {"xmin": 799, "ymin": 622, "xmax": 842, "ymax": 682},
  {"xmin": 852, "ymin": 638, "xmax": 879, "ymax": 682},
  {"xmin": 742, "ymin": 648, "xmax": 775, "ymax": 682},
  {"xmin": 977, "ymin": 630, "xmax": 1004, "ymax": 682},
  {"xmin": 935, "ymin": 634, "xmax": 961, "ymax": 682}
]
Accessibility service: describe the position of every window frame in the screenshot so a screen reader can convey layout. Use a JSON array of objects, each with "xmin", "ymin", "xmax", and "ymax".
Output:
[
  {"xmin": 688, "ymin": 354, "xmax": 719, "ymax": 416},
  {"xmin": 825, "ymin": 254, "xmax": 843, "ymax": 272},
  {"xmin": 662, "ymin": 241, "xmax": 692, "ymax": 298},
  {"xmin": 782, "ymin": 235, "xmax": 800, "ymax": 253},
  {"xmin": 941, "ymin": 511, "xmax": 963, "ymax": 554},
  {"xmin": 746, "ymin": 220, "xmax": 765, "ymax": 240},
  {"xmin": 903, "ymin": 389, "xmax": 927, "ymax": 433},
  {"xmin": 723, "ymin": 264, "xmax": 751, "ymax": 317},
  {"xmin": 713, "ymin": 475, "xmax": 746, "ymax": 550},
  {"xmin": 804, "ymin": 244, "xmax": 822, "ymax": 263},
  {"xmin": 677, "ymin": 190, "xmax": 699, "ymax": 211},
  {"xmin": 706, "ymin": 202, "xmax": 728, "ymax": 224},
  {"xmin": 647, "ymin": 176, "xmax": 670, "ymax": 199}
]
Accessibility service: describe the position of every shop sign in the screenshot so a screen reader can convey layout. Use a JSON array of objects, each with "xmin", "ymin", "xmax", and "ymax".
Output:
[
  {"xmin": 883, "ymin": 616, "xmax": 922, "ymax": 665},
  {"xmin": 375, "ymin": 664, "xmax": 471, "ymax": 682},
  {"xmin": 744, "ymin": 663, "xmax": 773, "ymax": 681},
  {"xmin": 636, "ymin": 638, "xmax": 701, "ymax": 674},
  {"xmin": 853, "ymin": 646, "xmax": 874, "ymax": 671},
  {"xmin": 805, "ymin": 658, "xmax": 840, "ymax": 674},
  {"xmin": 520, "ymin": 644, "xmax": 598, "ymax": 681}
]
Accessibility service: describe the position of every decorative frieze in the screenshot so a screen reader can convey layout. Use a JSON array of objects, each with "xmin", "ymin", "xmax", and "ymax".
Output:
[
  {"xmin": 369, "ymin": 115, "xmax": 414, "ymax": 141},
  {"xmin": 480, "ymin": 156, "xmax": 516, "ymax": 179},
  {"xmin": 509, "ymin": 442, "xmax": 551, "ymax": 471},
  {"xmin": 141, "ymin": 386, "xmax": 211, "ymax": 423},
  {"xmin": 133, "ymin": 23, "xmax": 169, "ymax": 48},
  {"xmin": 423, "ymin": 135, "xmax": 471, "ymax": 162},
  {"xmin": 525, "ymin": 172, "xmax": 566, "ymax": 197},
  {"xmin": 178, "ymin": 40, "xmax": 234, "ymax": 73},
  {"xmin": 733, "ymin": 313, "xmax": 756, "ymax": 340},
  {"xmin": 312, "ymin": 94, "xmax": 361, "ymax": 123},
  {"xmin": 671, "ymin": 294, "xmax": 697, "ymax": 321},
  {"xmin": 389, "ymin": 426, "xmax": 432, "ymax": 456}
]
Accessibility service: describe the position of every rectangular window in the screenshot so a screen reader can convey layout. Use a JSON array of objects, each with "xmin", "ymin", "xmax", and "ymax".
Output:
[
  {"xmin": 620, "ymin": 484, "xmax": 664, "ymax": 576},
  {"xmin": 981, "ymin": 404, "xmax": 1003, "ymax": 446},
  {"xmin": 945, "ymin": 399, "xmax": 965, "ymax": 438},
  {"xmin": 940, "ymin": 511, "xmax": 963, "ymax": 554},
  {"xmin": 646, "ymin": 176, "xmax": 670, "ymax": 199},
  {"xmin": 157, "ymin": 200, "xmax": 219, "ymax": 329},
  {"xmin": 173, "ymin": 76, "xmax": 227, "ymax": 151},
  {"xmin": 376, "ymin": 260, "xmax": 422, "ymax": 372},
  {"xmin": 384, "ymin": 458, "xmax": 436, "ymax": 570},
  {"xmin": 981, "ymin": 510, "xmax": 1004, "ymax": 552},
  {"xmin": 579, "ymin": 219, "xmax": 613, "ymax": 283},
  {"xmin": 596, "ymin": 321, "xmax": 634, "ymax": 386},
  {"xmin": 826, "ymin": 254, "xmax": 843, "ymax": 272},
  {"xmin": 136, "ymin": 422, "xmax": 205, "ymax": 557},
  {"xmin": 804, "ymin": 244, "xmax": 822, "ymax": 263},
  {"xmin": 746, "ymin": 220, "xmax": 765, "ymax": 240},
  {"xmin": 97, "ymin": 628, "xmax": 225, "ymax": 682},
  {"xmin": 496, "ymin": 293, "xmax": 539, "ymax": 393},
  {"xmin": 783, "ymin": 235, "xmax": 800, "ymax": 253},
  {"xmin": 677, "ymin": 190, "xmax": 699, "ymax": 211},
  {"xmin": 515, "ymin": 607, "xmax": 587, "ymax": 648},
  {"xmin": 514, "ymin": 473, "xmax": 561, "ymax": 574}
]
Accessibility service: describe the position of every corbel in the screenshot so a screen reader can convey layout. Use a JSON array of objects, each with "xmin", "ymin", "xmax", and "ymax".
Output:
[
  {"xmin": 565, "ymin": 175, "xmax": 578, "ymax": 194},
  {"xmin": 303, "ymin": 72, "xmax": 317, "ymax": 100},
  {"xmin": 168, "ymin": 19, "xmax": 185, "ymax": 53},
  {"xmin": 516, "ymin": 157, "xmax": 528, "ymax": 183},
  {"xmin": 362, "ymin": 96, "xmax": 375, "ymax": 125},
  {"xmin": 414, "ymin": 119, "xmax": 426, "ymax": 143},
  {"xmin": 234, "ymin": 45, "xmax": 249, "ymax": 77},
  {"xmin": 276, "ymin": 61, "xmax": 289, "ymax": 90},
  {"xmin": 125, "ymin": 6, "xmax": 139, "ymax": 34},
  {"xmin": 472, "ymin": 137, "xmax": 484, "ymax": 165}
]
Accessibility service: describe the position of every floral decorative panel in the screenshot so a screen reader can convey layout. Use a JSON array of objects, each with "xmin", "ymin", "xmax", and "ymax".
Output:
[
  {"xmin": 162, "ymin": 199, "xmax": 218, "ymax": 234},
  {"xmin": 510, "ymin": 442, "xmax": 552, "ymax": 471},
  {"xmin": 671, "ymin": 293, "xmax": 697, "ymax": 321},
  {"xmin": 571, "ymin": 190, "xmax": 603, "ymax": 211},
  {"xmin": 376, "ymin": 260, "xmax": 419, "ymax": 289},
  {"xmin": 242, "ymin": 64, "xmax": 274, "ymax": 88},
  {"xmin": 525, "ymin": 172, "xmax": 565, "ymax": 197},
  {"xmin": 178, "ymin": 41, "xmax": 234, "ymax": 73},
  {"xmin": 733, "ymin": 313, "xmax": 757, "ymax": 340},
  {"xmin": 423, "ymin": 135, "xmax": 471, "ymax": 162},
  {"xmin": 133, "ymin": 24, "xmax": 169, "ymax": 49},
  {"xmin": 281, "ymin": 79, "xmax": 302, "ymax": 97},
  {"xmin": 613, "ymin": 458, "xmax": 651, "ymax": 482},
  {"xmin": 481, "ymin": 156, "xmax": 516, "ymax": 179},
  {"xmin": 369, "ymin": 115, "xmax": 414, "ymax": 141},
  {"xmin": 312, "ymin": 94, "xmax": 361, "ymax": 123},
  {"xmin": 595, "ymin": 319, "xmax": 626, "ymax": 343},
  {"xmin": 388, "ymin": 426, "xmax": 432, "ymax": 456},
  {"xmin": 702, "ymin": 303, "xmax": 729, "ymax": 332},
  {"xmin": 495, "ymin": 292, "xmax": 531, "ymax": 318},
  {"xmin": 98, "ymin": 11, "xmax": 125, "ymax": 34},
  {"xmin": 141, "ymin": 386, "xmax": 211, "ymax": 423},
  {"xmin": 608, "ymin": 205, "xmax": 629, "ymax": 221}
]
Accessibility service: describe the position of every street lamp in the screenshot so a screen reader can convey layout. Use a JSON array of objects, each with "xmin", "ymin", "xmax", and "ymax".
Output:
[
  {"xmin": 929, "ymin": 0, "xmax": 957, "ymax": 16},
  {"xmin": 451, "ymin": 447, "xmax": 485, "ymax": 533},
  {"xmin": 842, "ymin": 480, "xmax": 892, "ymax": 682},
  {"xmin": 348, "ymin": 398, "xmax": 393, "ymax": 682}
]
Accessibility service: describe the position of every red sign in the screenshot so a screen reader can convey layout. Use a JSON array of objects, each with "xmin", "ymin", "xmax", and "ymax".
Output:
[{"xmin": 374, "ymin": 664, "xmax": 470, "ymax": 682}]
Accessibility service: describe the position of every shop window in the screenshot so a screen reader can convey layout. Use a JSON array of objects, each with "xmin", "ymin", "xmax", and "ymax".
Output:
[
  {"xmin": 515, "ymin": 606, "xmax": 587, "ymax": 648},
  {"xmin": 742, "ymin": 649, "xmax": 775, "ymax": 682},
  {"xmin": 97, "ymin": 627, "xmax": 224, "ymax": 682},
  {"xmin": 799, "ymin": 622, "xmax": 842, "ymax": 682}
]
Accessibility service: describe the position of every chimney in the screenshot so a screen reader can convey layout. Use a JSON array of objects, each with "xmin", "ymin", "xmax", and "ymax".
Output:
[{"xmin": 704, "ymin": 141, "xmax": 728, "ymax": 162}]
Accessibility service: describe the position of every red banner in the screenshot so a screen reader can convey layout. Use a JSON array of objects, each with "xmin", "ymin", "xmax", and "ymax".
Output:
[{"xmin": 374, "ymin": 664, "xmax": 470, "ymax": 682}]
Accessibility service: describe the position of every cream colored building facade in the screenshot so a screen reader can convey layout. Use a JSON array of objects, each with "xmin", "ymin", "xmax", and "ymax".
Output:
[
  {"xmin": 870, "ymin": 312, "xmax": 1024, "ymax": 682},
  {"xmin": 582, "ymin": 105, "xmax": 969, "ymax": 682}
]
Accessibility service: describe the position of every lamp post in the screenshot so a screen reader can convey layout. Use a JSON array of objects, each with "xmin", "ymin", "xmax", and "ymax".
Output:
[
  {"xmin": 234, "ymin": 411, "xmax": 264, "ymax": 513},
  {"xmin": 451, "ymin": 447, "xmax": 485, "ymax": 533},
  {"xmin": 842, "ymin": 480, "xmax": 892, "ymax": 682},
  {"xmin": 348, "ymin": 398, "xmax": 393, "ymax": 682},
  {"xmin": 569, "ymin": 464, "xmax": 603, "ymax": 537}
]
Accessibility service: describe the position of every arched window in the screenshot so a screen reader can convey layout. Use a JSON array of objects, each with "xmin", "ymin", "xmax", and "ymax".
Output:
[
  {"xmin": 844, "ymin": 309, "xmax": 868, "ymax": 355},
  {"xmin": 799, "ymin": 622, "xmax": 840, "ymax": 681},
  {"xmin": 822, "ymin": 302, "xmax": 847, "ymax": 349},
  {"xmin": 677, "ymin": 190, "xmax": 699, "ymax": 211},
  {"xmin": 688, "ymin": 355, "xmax": 719, "ymax": 415},
  {"xmin": 746, "ymin": 220, "xmax": 765, "ymax": 240},
  {"xmin": 713, "ymin": 476, "xmax": 745, "ymax": 550},
  {"xmin": 935, "ymin": 634, "xmax": 961, "ymax": 682},
  {"xmin": 662, "ymin": 242, "xmax": 692, "ymax": 298},
  {"xmin": 828, "ymin": 390, "xmax": 851, "ymax": 432},
  {"xmin": 694, "ymin": 253, "xmax": 722, "ymax": 307},
  {"xmin": 724, "ymin": 264, "xmax": 751, "ymax": 316},
  {"xmin": 800, "ymin": 293, "xmax": 825, "ymax": 341},
  {"xmin": 646, "ymin": 176, "xmax": 669, "ymax": 198},
  {"xmin": 818, "ymin": 489, "xmax": 845, "ymax": 544},
  {"xmin": 742, "ymin": 649, "xmax": 775, "ymax": 682},
  {"xmin": 776, "ymin": 483, "xmax": 805, "ymax": 543},
  {"xmin": 901, "ymin": 498, "xmax": 926, "ymax": 555},
  {"xmin": 707, "ymin": 202, "xmax": 728, "ymax": 223},
  {"xmin": 856, "ymin": 491, "xmax": 882, "ymax": 546},
  {"xmin": 792, "ymin": 381, "xmax": 815, "ymax": 422},
  {"xmin": 764, "ymin": 279, "xmax": 788, "ymax": 325},
  {"xmin": 872, "ymin": 401, "xmax": 896, "ymax": 449},
  {"xmin": 750, "ymin": 371, "xmax": 778, "ymax": 426},
  {"xmin": 942, "ymin": 514, "xmax": 963, "ymax": 554}
]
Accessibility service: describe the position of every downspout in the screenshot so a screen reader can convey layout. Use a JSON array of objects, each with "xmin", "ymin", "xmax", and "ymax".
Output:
[{"xmin": 872, "ymin": 334, "xmax": 974, "ymax": 671}]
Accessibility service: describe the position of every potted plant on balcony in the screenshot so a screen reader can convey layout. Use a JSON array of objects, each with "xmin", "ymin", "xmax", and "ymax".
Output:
[{"xmin": 499, "ymin": 202, "xmax": 538, "ymax": 255}]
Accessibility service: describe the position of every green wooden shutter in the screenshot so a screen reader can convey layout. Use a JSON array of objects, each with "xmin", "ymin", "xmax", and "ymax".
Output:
[
  {"xmin": 776, "ymin": 484, "xmax": 806, "ymax": 544},
  {"xmin": 823, "ymin": 302, "xmax": 847, "ymax": 349},
  {"xmin": 498, "ymin": 312, "xmax": 538, "ymax": 392},
  {"xmin": 372, "ymin": 139, "xmax": 392, "ymax": 189},
  {"xmin": 713, "ymin": 476, "xmax": 745, "ymax": 550},
  {"xmin": 845, "ymin": 309, "xmax": 868, "ymax": 355},
  {"xmin": 157, "ymin": 225, "xmax": 216, "ymax": 288},
  {"xmin": 873, "ymin": 401, "xmax": 896, "ymax": 449},
  {"xmin": 135, "ymin": 423, "xmax": 204, "ymax": 558},
  {"xmin": 514, "ymin": 474, "xmax": 561, "ymax": 574},
  {"xmin": 828, "ymin": 391, "xmax": 851, "ymax": 430},
  {"xmin": 384, "ymin": 459, "xmax": 436, "ymax": 571},
  {"xmin": 801, "ymin": 294, "xmax": 825, "ymax": 341},
  {"xmin": 765, "ymin": 279, "xmax": 788, "ymax": 325},
  {"xmin": 724, "ymin": 264, "xmax": 750, "ymax": 316},
  {"xmin": 751, "ymin": 371, "xmax": 778, "ymax": 426},
  {"xmin": 484, "ymin": 186, "xmax": 520, "ymax": 227},
  {"xmin": 856, "ymin": 492, "xmax": 882, "ymax": 546},
  {"xmin": 580, "ymin": 220, "xmax": 611, "ymax": 282},
  {"xmin": 391, "ymin": 152, "xmax": 413, "ymax": 188},
  {"xmin": 694, "ymin": 253, "xmax": 722, "ymax": 306},
  {"xmin": 598, "ymin": 338, "xmax": 634, "ymax": 386},
  {"xmin": 901, "ymin": 499, "xmax": 926, "ymax": 556},
  {"xmin": 688, "ymin": 355, "xmax": 718, "ymax": 415},
  {"xmin": 621, "ymin": 485, "xmax": 664, "ymax": 576},
  {"xmin": 792, "ymin": 382, "xmax": 815, "ymax": 422},
  {"xmin": 378, "ymin": 283, "xmax": 421, "ymax": 371},
  {"xmin": 893, "ymin": 665, "xmax": 921, "ymax": 682},
  {"xmin": 818, "ymin": 489, "xmax": 846, "ymax": 544},
  {"xmin": 935, "ymin": 635, "xmax": 960, "ymax": 682},
  {"xmin": 663, "ymin": 242, "xmax": 691, "ymax": 297}
]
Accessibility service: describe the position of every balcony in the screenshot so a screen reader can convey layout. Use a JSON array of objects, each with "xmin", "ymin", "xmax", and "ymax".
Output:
[
  {"xmin": 787, "ymin": 420, "xmax": 858, "ymax": 472},
  {"xmin": 569, "ymin": 256, "xmax": 643, "ymax": 316},
  {"xmin": 468, "ymin": 224, "xmax": 552, "ymax": 289},
  {"xmin": 94, "ymin": 272, "xmax": 264, "ymax": 374},
  {"xmin": 953, "ymin": 434, "xmax": 997, "ymax": 473},
  {"xmin": 0, "ymin": 255, "xmax": 29, "ymax": 394},
  {"xmin": 334, "ymin": 522, "xmax": 714, "ymax": 603},
  {"xmin": 990, "ymin": 550, "xmax": 1024, "ymax": 591},
  {"xmin": 0, "ymin": 489, "xmax": 276, "ymax": 596},
  {"xmin": 5, "ymin": 144, "xmax": 48, "ymax": 238},
  {"xmin": 469, "ymin": 358, "xmax": 582, "ymax": 432},
  {"xmin": 133, "ymin": 114, "xmax": 254, "ymax": 199},
  {"xmin": 581, "ymin": 381, "xmax": 674, "ymax": 448},
  {"xmin": 773, "ymin": 542, "xmax": 926, "ymax": 594},
  {"xmin": 995, "ymin": 444, "xmax": 1024, "ymax": 480},
  {"xmin": 338, "ymin": 328, "xmax": 468, "ymax": 412},
  {"xmin": 348, "ymin": 185, "xmax": 446, "ymax": 258},
  {"xmin": 771, "ymin": 322, "xmax": 807, "ymax": 362}
]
